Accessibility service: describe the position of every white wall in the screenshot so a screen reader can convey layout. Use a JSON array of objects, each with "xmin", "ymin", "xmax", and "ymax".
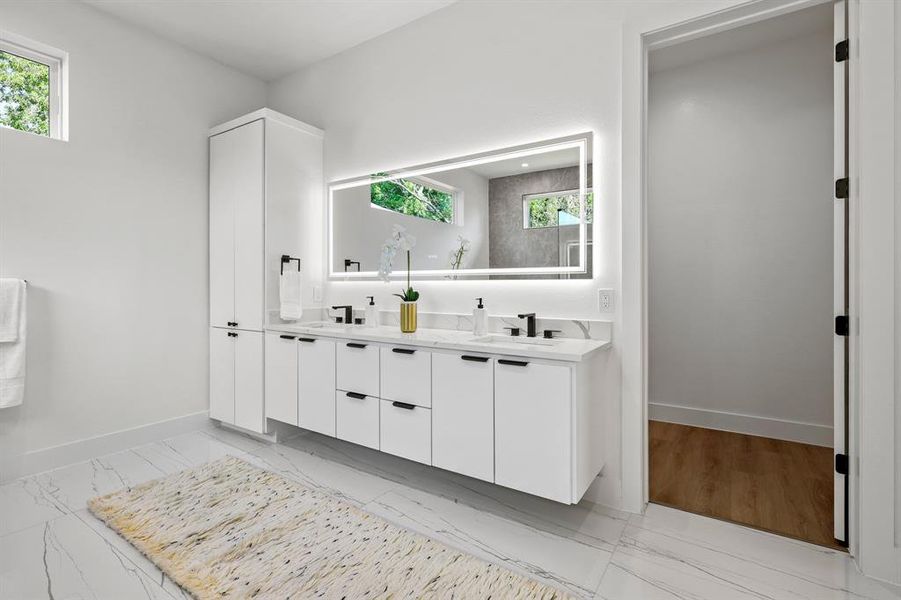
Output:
[
  {"xmin": 0, "ymin": 0, "xmax": 267, "ymax": 479},
  {"xmin": 268, "ymin": 0, "xmax": 747, "ymax": 508},
  {"xmin": 647, "ymin": 28, "xmax": 834, "ymax": 445}
]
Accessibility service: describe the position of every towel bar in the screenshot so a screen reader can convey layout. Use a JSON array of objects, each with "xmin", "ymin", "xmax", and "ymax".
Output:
[{"xmin": 280, "ymin": 255, "xmax": 301, "ymax": 275}]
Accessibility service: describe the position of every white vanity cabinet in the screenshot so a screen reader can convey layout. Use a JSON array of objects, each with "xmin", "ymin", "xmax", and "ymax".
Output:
[
  {"xmin": 265, "ymin": 327, "xmax": 608, "ymax": 504},
  {"xmin": 431, "ymin": 352, "xmax": 495, "ymax": 482},
  {"xmin": 210, "ymin": 329, "xmax": 264, "ymax": 433},
  {"xmin": 494, "ymin": 359, "xmax": 572, "ymax": 503}
]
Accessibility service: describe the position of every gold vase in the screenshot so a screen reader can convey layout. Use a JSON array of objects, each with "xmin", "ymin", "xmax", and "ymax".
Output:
[{"xmin": 400, "ymin": 301, "xmax": 417, "ymax": 333}]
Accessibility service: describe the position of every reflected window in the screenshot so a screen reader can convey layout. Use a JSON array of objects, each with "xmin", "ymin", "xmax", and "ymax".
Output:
[
  {"xmin": 371, "ymin": 175, "xmax": 458, "ymax": 224},
  {"xmin": 523, "ymin": 189, "xmax": 593, "ymax": 229}
]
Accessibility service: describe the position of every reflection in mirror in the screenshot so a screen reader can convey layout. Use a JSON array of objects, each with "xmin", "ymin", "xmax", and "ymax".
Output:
[{"xmin": 329, "ymin": 135, "xmax": 592, "ymax": 280}]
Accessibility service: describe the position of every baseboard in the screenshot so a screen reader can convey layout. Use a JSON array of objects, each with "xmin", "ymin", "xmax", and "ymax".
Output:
[
  {"xmin": 649, "ymin": 402, "xmax": 833, "ymax": 447},
  {"xmin": 0, "ymin": 411, "xmax": 213, "ymax": 483}
]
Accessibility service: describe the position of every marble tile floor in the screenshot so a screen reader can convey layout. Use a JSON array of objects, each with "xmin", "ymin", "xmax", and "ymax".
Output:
[{"xmin": 1, "ymin": 426, "xmax": 899, "ymax": 600}]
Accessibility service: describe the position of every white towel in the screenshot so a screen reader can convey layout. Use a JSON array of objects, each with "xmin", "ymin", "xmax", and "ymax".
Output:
[
  {"xmin": 0, "ymin": 279, "xmax": 26, "ymax": 408},
  {"xmin": 279, "ymin": 269, "xmax": 303, "ymax": 321}
]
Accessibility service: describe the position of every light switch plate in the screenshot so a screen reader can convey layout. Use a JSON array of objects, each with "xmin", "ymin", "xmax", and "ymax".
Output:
[
  {"xmin": 598, "ymin": 289, "xmax": 614, "ymax": 313},
  {"xmin": 312, "ymin": 284, "xmax": 323, "ymax": 302}
]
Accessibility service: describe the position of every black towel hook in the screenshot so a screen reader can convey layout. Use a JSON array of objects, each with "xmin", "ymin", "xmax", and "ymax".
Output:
[{"xmin": 280, "ymin": 255, "xmax": 301, "ymax": 275}]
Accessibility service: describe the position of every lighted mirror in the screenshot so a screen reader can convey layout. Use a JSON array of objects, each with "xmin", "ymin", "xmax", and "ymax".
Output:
[{"xmin": 328, "ymin": 134, "xmax": 592, "ymax": 280}]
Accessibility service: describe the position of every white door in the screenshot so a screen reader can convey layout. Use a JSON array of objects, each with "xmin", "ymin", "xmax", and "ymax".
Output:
[
  {"xmin": 265, "ymin": 332, "xmax": 298, "ymax": 425},
  {"xmin": 833, "ymin": 0, "xmax": 848, "ymax": 545},
  {"xmin": 298, "ymin": 337, "xmax": 336, "ymax": 436},
  {"xmin": 495, "ymin": 360, "xmax": 571, "ymax": 503},
  {"xmin": 432, "ymin": 353, "xmax": 494, "ymax": 482},
  {"xmin": 209, "ymin": 328, "xmax": 235, "ymax": 424},
  {"xmin": 234, "ymin": 330, "xmax": 264, "ymax": 433},
  {"xmin": 210, "ymin": 119, "xmax": 264, "ymax": 331}
]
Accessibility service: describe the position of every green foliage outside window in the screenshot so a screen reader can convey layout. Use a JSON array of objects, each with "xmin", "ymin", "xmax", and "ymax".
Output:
[
  {"xmin": 0, "ymin": 51, "xmax": 50, "ymax": 136},
  {"xmin": 526, "ymin": 191, "xmax": 594, "ymax": 229},
  {"xmin": 371, "ymin": 175, "xmax": 455, "ymax": 224}
]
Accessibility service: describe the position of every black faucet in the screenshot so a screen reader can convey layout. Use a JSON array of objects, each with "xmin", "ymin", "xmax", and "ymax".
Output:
[
  {"xmin": 331, "ymin": 305, "xmax": 353, "ymax": 324},
  {"xmin": 517, "ymin": 313, "xmax": 537, "ymax": 337}
]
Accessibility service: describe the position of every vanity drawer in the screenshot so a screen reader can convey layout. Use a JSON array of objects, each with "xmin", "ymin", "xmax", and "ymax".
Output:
[
  {"xmin": 335, "ymin": 390, "xmax": 379, "ymax": 450},
  {"xmin": 380, "ymin": 346, "xmax": 431, "ymax": 407},
  {"xmin": 379, "ymin": 400, "xmax": 431, "ymax": 465},
  {"xmin": 336, "ymin": 341, "xmax": 379, "ymax": 397}
]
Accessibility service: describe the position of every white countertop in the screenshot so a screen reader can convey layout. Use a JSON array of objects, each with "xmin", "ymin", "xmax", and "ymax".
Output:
[{"xmin": 266, "ymin": 322, "xmax": 610, "ymax": 362}]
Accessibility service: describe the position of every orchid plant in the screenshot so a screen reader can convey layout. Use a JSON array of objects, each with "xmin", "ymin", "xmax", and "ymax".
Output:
[{"xmin": 378, "ymin": 225, "xmax": 420, "ymax": 302}]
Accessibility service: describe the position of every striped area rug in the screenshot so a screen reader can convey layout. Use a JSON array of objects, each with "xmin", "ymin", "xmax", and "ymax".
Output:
[{"xmin": 88, "ymin": 456, "xmax": 572, "ymax": 599}]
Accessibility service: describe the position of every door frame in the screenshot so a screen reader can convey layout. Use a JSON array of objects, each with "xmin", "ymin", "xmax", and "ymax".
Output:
[{"xmin": 629, "ymin": 0, "xmax": 858, "ymax": 553}]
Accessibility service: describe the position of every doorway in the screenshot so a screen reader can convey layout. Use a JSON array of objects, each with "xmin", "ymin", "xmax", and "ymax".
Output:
[{"xmin": 646, "ymin": 1, "xmax": 846, "ymax": 549}]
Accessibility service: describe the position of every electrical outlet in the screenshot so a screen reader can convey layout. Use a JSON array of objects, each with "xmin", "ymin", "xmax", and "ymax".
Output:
[
  {"xmin": 598, "ymin": 289, "xmax": 614, "ymax": 313},
  {"xmin": 312, "ymin": 284, "xmax": 323, "ymax": 302}
]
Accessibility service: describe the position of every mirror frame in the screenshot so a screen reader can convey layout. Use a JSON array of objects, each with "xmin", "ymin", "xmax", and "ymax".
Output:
[{"xmin": 327, "ymin": 133, "xmax": 592, "ymax": 280}]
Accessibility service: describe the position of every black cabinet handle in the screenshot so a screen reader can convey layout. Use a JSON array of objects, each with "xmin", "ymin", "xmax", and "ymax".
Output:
[
  {"xmin": 279, "ymin": 334, "xmax": 296, "ymax": 340},
  {"xmin": 297, "ymin": 337, "xmax": 316, "ymax": 343},
  {"xmin": 346, "ymin": 343, "xmax": 367, "ymax": 349},
  {"xmin": 227, "ymin": 321, "xmax": 237, "ymax": 327},
  {"xmin": 391, "ymin": 401, "xmax": 416, "ymax": 410},
  {"xmin": 345, "ymin": 391, "xmax": 367, "ymax": 400},
  {"xmin": 227, "ymin": 332, "xmax": 238, "ymax": 338},
  {"xmin": 498, "ymin": 359, "xmax": 529, "ymax": 367},
  {"xmin": 392, "ymin": 348, "xmax": 415, "ymax": 355},
  {"xmin": 461, "ymin": 355, "xmax": 489, "ymax": 362}
]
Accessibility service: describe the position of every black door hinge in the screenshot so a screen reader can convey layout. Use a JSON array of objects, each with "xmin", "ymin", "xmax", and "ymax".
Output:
[
  {"xmin": 835, "ymin": 178, "xmax": 849, "ymax": 199},
  {"xmin": 835, "ymin": 315, "xmax": 849, "ymax": 336},
  {"xmin": 835, "ymin": 453, "xmax": 849, "ymax": 475},
  {"xmin": 835, "ymin": 39, "xmax": 849, "ymax": 62}
]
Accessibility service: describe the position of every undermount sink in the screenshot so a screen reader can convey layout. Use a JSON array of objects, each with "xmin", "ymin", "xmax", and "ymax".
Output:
[{"xmin": 470, "ymin": 334, "xmax": 560, "ymax": 346}]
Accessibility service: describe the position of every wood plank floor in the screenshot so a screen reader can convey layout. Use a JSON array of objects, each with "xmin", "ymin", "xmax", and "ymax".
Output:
[{"xmin": 649, "ymin": 420, "xmax": 838, "ymax": 549}]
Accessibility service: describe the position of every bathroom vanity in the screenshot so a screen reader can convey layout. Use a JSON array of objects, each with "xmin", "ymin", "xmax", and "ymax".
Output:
[{"xmin": 264, "ymin": 323, "xmax": 609, "ymax": 504}]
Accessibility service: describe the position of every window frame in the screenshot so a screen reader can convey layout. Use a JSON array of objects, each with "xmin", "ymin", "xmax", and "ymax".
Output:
[
  {"xmin": 0, "ymin": 31, "xmax": 68, "ymax": 140},
  {"xmin": 369, "ymin": 174, "xmax": 463, "ymax": 226},
  {"xmin": 522, "ymin": 187, "xmax": 594, "ymax": 229}
]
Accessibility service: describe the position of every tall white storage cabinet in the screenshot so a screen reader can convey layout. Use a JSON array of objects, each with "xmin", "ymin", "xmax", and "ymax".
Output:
[{"xmin": 209, "ymin": 109, "xmax": 324, "ymax": 434}]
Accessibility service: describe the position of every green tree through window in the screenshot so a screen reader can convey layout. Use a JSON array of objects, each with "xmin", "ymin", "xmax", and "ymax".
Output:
[
  {"xmin": 0, "ymin": 50, "xmax": 50, "ymax": 136},
  {"xmin": 525, "ymin": 190, "xmax": 594, "ymax": 229},
  {"xmin": 371, "ymin": 175, "xmax": 455, "ymax": 224}
]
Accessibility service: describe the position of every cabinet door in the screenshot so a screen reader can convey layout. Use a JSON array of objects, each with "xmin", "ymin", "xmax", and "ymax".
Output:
[
  {"xmin": 380, "ymin": 400, "xmax": 431, "ymax": 465},
  {"xmin": 234, "ymin": 330, "xmax": 265, "ymax": 433},
  {"xmin": 494, "ymin": 360, "xmax": 572, "ymax": 503},
  {"xmin": 336, "ymin": 391, "xmax": 379, "ymax": 450},
  {"xmin": 380, "ymin": 346, "xmax": 431, "ymax": 407},
  {"xmin": 209, "ymin": 133, "xmax": 236, "ymax": 328},
  {"xmin": 209, "ymin": 328, "xmax": 234, "ymax": 424},
  {"xmin": 210, "ymin": 119, "xmax": 264, "ymax": 331},
  {"xmin": 298, "ymin": 337, "xmax": 336, "ymax": 436},
  {"xmin": 432, "ymin": 353, "xmax": 494, "ymax": 482},
  {"xmin": 336, "ymin": 342, "xmax": 379, "ymax": 397},
  {"xmin": 265, "ymin": 333, "xmax": 297, "ymax": 425}
]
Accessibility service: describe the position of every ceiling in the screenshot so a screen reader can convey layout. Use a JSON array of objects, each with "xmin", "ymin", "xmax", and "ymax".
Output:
[
  {"xmin": 83, "ymin": 0, "xmax": 456, "ymax": 82},
  {"xmin": 649, "ymin": 2, "xmax": 832, "ymax": 73}
]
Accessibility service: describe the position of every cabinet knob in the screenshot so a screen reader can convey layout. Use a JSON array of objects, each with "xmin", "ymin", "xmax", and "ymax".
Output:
[
  {"xmin": 279, "ymin": 334, "xmax": 296, "ymax": 340},
  {"xmin": 297, "ymin": 337, "xmax": 316, "ymax": 343},
  {"xmin": 346, "ymin": 342, "xmax": 367, "ymax": 349},
  {"xmin": 227, "ymin": 321, "xmax": 238, "ymax": 327},
  {"xmin": 391, "ymin": 401, "xmax": 416, "ymax": 410},
  {"xmin": 227, "ymin": 332, "xmax": 238, "ymax": 338},
  {"xmin": 345, "ymin": 391, "xmax": 367, "ymax": 400},
  {"xmin": 392, "ymin": 348, "xmax": 415, "ymax": 355}
]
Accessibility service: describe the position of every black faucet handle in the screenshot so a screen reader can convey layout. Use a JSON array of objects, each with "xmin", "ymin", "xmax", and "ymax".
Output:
[
  {"xmin": 503, "ymin": 326, "xmax": 521, "ymax": 337},
  {"xmin": 543, "ymin": 329, "xmax": 561, "ymax": 339}
]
